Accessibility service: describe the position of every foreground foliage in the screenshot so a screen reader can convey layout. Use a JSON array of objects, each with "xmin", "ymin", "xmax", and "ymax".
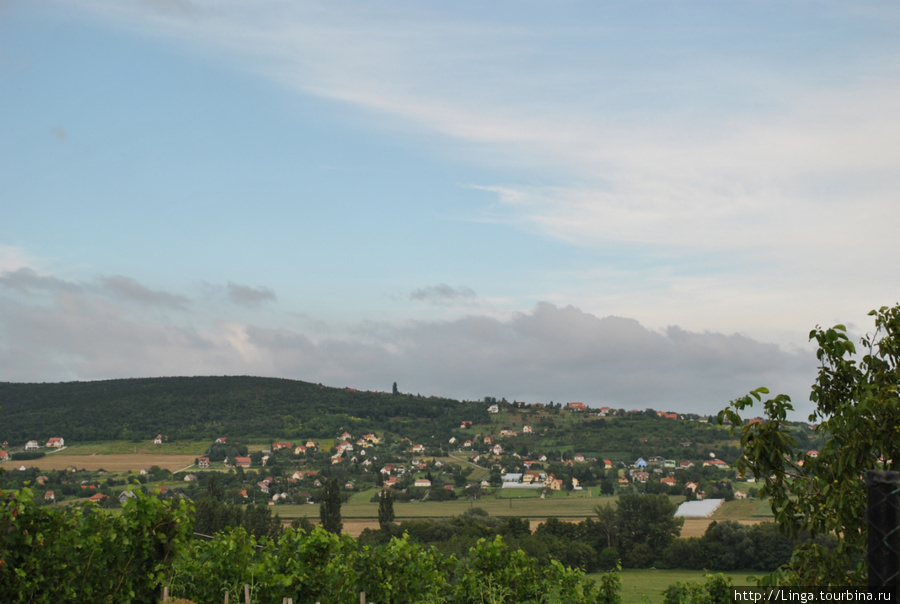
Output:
[
  {"xmin": 718, "ymin": 303, "xmax": 900, "ymax": 585},
  {"xmin": 0, "ymin": 486, "xmax": 611, "ymax": 603}
]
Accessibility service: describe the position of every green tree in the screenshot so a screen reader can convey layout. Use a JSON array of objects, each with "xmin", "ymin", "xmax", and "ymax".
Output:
[
  {"xmin": 614, "ymin": 493, "xmax": 683, "ymax": 567},
  {"xmin": 377, "ymin": 488, "xmax": 394, "ymax": 528},
  {"xmin": 320, "ymin": 477, "xmax": 343, "ymax": 534},
  {"xmin": 718, "ymin": 303, "xmax": 900, "ymax": 585}
]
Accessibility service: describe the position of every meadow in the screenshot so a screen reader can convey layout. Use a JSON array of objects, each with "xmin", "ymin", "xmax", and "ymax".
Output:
[{"xmin": 607, "ymin": 569, "xmax": 758, "ymax": 604}]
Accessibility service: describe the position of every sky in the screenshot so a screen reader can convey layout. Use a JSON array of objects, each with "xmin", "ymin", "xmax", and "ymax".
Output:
[{"xmin": 2, "ymin": 1, "xmax": 899, "ymax": 418}]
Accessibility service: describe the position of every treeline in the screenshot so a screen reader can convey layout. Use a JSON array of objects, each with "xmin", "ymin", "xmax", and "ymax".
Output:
[
  {"xmin": 0, "ymin": 376, "xmax": 490, "ymax": 443},
  {"xmin": 362, "ymin": 493, "xmax": 799, "ymax": 574},
  {"xmin": 0, "ymin": 487, "xmax": 616, "ymax": 603}
]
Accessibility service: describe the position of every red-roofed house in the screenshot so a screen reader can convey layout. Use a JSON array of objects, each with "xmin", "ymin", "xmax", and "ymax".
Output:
[
  {"xmin": 567, "ymin": 402, "xmax": 587, "ymax": 411},
  {"xmin": 234, "ymin": 456, "xmax": 252, "ymax": 468},
  {"xmin": 197, "ymin": 457, "xmax": 210, "ymax": 468},
  {"xmin": 46, "ymin": 437, "xmax": 65, "ymax": 448},
  {"xmin": 273, "ymin": 441, "xmax": 292, "ymax": 451}
]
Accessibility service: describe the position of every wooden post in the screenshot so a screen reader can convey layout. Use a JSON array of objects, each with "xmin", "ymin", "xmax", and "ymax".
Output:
[
  {"xmin": 244, "ymin": 584, "xmax": 251, "ymax": 604},
  {"xmin": 224, "ymin": 592, "xmax": 229, "ymax": 604},
  {"xmin": 162, "ymin": 586, "xmax": 169, "ymax": 602},
  {"xmin": 360, "ymin": 591, "xmax": 366, "ymax": 604}
]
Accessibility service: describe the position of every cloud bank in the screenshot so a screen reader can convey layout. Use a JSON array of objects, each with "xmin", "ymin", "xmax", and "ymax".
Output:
[{"xmin": 0, "ymin": 266, "xmax": 817, "ymax": 417}]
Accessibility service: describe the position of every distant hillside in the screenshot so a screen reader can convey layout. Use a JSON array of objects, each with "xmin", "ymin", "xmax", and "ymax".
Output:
[{"xmin": 0, "ymin": 376, "xmax": 490, "ymax": 444}]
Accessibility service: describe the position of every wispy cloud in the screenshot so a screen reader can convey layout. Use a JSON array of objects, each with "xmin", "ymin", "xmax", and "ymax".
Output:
[
  {"xmin": 409, "ymin": 284, "xmax": 477, "ymax": 304},
  {"xmin": 227, "ymin": 282, "xmax": 277, "ymax": 308}
]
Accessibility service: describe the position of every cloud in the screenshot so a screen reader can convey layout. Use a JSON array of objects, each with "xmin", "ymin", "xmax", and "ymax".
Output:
[
  {"xmin": 0, "ymin": 266, "xmax": 818, "ymax": 417},
  {"xmin": 0, "ymin": 267, "xmax": 83, "ymax": 295},
  {"xmin": 409, "ymin": 284, "xmax": 477, "ymax": 303},
  {"xmin": 226, "ymin": 282, "xmax": 277, "ymax": 308},
  {"xmin": 98, "ymin": 275, "xmax": 188, "ymax": 309}
]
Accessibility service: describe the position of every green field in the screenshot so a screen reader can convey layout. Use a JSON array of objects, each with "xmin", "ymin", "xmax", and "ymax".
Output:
[
  {"xmin": 605, "ymin": 569, "xmax": 757, "ymax": 604},
  {"xmin": 62, "ymin": 440, "xmax": 209, "ymax": 455},
  {"xmin": 278, "ymin": 490, "xmax": 689, "ymax": 521}
]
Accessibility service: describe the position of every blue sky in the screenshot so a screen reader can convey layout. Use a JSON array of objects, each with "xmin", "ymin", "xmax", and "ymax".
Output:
[{"xmin": 2, "ymin": 1, "xmax": 899, "ymax": 416}]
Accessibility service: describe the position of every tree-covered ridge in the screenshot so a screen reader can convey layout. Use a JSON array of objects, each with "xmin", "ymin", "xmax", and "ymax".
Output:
[{"xmin": 0, "ymin": 376, "xmax": 490, "ymax": 443}]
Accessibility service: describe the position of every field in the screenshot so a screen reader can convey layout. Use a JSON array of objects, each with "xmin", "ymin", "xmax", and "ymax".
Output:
[
  {"xmin": 7, "ymin": 453, "xmax": 198, "ymax": 473},
  {"xmin": 608, "ymin": 569, "xmax": 757, "ymax": 604}
]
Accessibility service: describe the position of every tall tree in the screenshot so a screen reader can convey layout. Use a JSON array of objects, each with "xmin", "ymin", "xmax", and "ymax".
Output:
[
  {"xmin": 378, "ymin": 488, "xmax": 395, "ymax": 527},
  {"xmin": 320, "ymin": 477, "xmax": 343, "ymax": 534},
  {"xmin": 614, "ymin": 493, "xmax": 682, "ymax": 567},
  {"xmin": 719, "ymin": 304, "xmax": 900, "ymax": 585}
]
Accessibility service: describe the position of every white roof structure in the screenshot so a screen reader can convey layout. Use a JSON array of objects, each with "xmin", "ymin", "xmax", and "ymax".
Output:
[{"xmin": 674, "ymin": 499, "xmax": 724, "ymax": 518}]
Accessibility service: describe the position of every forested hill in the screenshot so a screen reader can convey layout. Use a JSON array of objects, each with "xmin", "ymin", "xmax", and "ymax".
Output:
[{"xmin": 0, "ymin": 376, "xmax": 490, "ymax": 443}]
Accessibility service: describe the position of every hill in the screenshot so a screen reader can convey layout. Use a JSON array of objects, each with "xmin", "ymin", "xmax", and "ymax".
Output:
[{"xmin": 0, "ymin": 376, "xmax": 489, "ymax": 444}]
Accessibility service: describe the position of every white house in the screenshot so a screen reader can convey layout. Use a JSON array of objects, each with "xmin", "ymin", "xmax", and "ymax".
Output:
[
  {"xmin": 24, "ymin": 440, "xmax": 40, "ymax": 450},
  {"xmin": 46, "ymin": 437, "xmax": 64, "ymax": 448}
]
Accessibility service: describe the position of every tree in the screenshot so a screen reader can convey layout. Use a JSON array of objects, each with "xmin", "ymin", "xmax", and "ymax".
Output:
[
  {"xmin": 718, "ymin": 303, "xmax": 900, "ymax": 586},
  {"xmin": 378, "ymin": 488, "xmax": 394, "ymax": 527},
  {"xmin": 320, "ymin": 477, "xmax": 343, "ymax": 534},
  {"xmin": 392, "ymin": 381, "xmax": 399, "ymax": 395},
  {"xmin": 614, "ymin": 493, "xmax": 683, "ymax": 567}
]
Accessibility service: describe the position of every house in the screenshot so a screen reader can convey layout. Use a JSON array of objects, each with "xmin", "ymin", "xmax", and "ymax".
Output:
[
  {"xmin": 661, "ymin": 476, "xmax": 677, "ymax": 487},
  {"xmin": 573, "ymin": 453, "xmax": 586, "ymax": 463},
  {"xmin": 197, "ymin": 457, "xmax": 210, "ymax": 468},
  {"xmin": 463, "ymin": 439, "xmax": 474, "ymax": 448},
  {"xmin": 604, "ymin": 459, "xmax": 613, "ymax": 469},
  {"xmin": 703, "ymin": 459, "xmax": 728, "ymax": 468},
  {"xmin": 807, "ymin": 450, "xmax": 819, "ymax": 458},
  {"xmin": 46, "ymin": 437, "xmax": 64, "ymax": 448},
  {"xmin": 410, "ymin": 444, "xmax": 426, "ymax": 454},
  {"xmin": 678, "ymin": 461, "xmax": 694, "ymax": 470},
  {"xmin": 273, "ymin": 441, "xmax": 292, "ymax": 451},
  {"xmin": 89, "ymin": 493, "xmax": 107, "ymax": 503},
  {"xmin": 632, "ymin": 471, "xmax": 650, "ymax": 483},
  {"xmin": 634, "ymin": 458, "xmax": 648, "ymax": 468},
  {"xmin": 183, "ymin": 474, "xmax": 198, "ymax": 482},
  {"xmin": 491, "ymin": 444, "xmax": 504, "ymax": 456},
  {"xmin": 234, "ymin": 456, "xmax": 252, "ymax": 468},
  {"xmin": 460, "ymin": 421, "xmax": 473, "ymax": 429},
  {"xmin": 153, "ymin": 435, "xmax": 164, "ymax": 445},
  {"xmin": 487, "ymin": 404, "xmax": 499, "ymax": 414},
  {"xmin": 522, "ymin": 425, "xmax": 533, "ymax": 434},
  {"xmin": 567, "ymin": 402, "xmax": 587, "ymax": 411},
  {"xmin": 685, "ymin": 481, "xmax": 700, "ymax": 493},
  {"xmin": 257, "ymin": 479, "xmax": 272, "ymax": 494},
  {"xmin": 499, "ymin": 428, "xmax": 517, "ymax": 438},
  {"xmin": 118, "ymin": 490, "xmax": 137, "ymax": 503},
  {"xmin": 294, "ymin": 445, "xmax": 307, "ymax": 455},
  {"xmin": 44, "ymin": 491, "xmax": 55, "ymax": 502},
  {"xmin": 734, "ymin": 490, "xmax": 749, "ymax": 500},
  {"xmin": 215, "ymin": 437, "xmax": 227, "ymax": 444},
  {"xmin": 339, "ymin": 431, "xmax": 353, "ymax": 441},
  {"xmin": 0, "ymin": 451, "xmax": 8, "ymax": 461},
  {"xmin": 24, "ymin": 440, "xmax": 40, "ymax": 450},
  {"xmin": 344, "ymin": 481, "xmax": 356, "ymax": 490},
  {"xmin": 305, "ymin": 440, "xmax": 318, "ymax": 449},
  {"xmin": 414, "ymin": 478, "xmax": 432, "ymax": 488}
]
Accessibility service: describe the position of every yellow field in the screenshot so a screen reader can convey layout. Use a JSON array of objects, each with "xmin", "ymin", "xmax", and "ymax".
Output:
[{"xmin": 7, "ymin": 453, "xmax": 198, "ymax": 473}]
